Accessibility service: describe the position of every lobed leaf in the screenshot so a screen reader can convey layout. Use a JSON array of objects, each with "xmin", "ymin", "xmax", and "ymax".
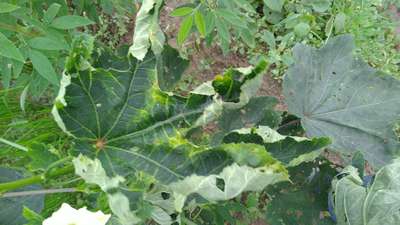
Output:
[
  {"xmin": 332, "ymin": 160, "xmax": 400, "ymax": 225},
  {"xmin": 130, "ymin": 0, "xmax": 165, "ymax": 60},
  {"xmin": 283, "ymin": 35, "xmax": 400, "ymax": 168},
  {"xmin": 224, "ymin": 126, "xmax": 331, "ymax": 167}
]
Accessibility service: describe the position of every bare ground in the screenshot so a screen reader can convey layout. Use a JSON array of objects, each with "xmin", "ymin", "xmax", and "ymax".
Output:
[{"xmin": 160, "ymin": 0, "xmax": 287, "ymax": 111}]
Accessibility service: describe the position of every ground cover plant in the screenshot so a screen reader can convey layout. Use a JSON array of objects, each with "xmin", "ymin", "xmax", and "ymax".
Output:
[{"xmin": 0, "ymin": 0, "xmax": 400, "ymax": 225}]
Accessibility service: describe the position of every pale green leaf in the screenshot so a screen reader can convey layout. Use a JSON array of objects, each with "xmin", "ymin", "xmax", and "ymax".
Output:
[
  {"xmin": 224, "ymin": 126, "xmax": 331, "ymax": 167},
  {"xmin": 0, "ymin": 32, "xmax": 24, "ymax": 62},
  {"xmin": 334, "ymin": 12, "xmax": 346, "ymax": 33},
  {"xmin": 215, "ymin": 8, "xmax": 247, "ymax": 28},
  {"xmin": 170, "ymin": 7, "xmax": 193, "ymax": 17},
  {"xmin": 44, "ymin": 3, "xmax": 61, "ymax": 23},
  {"xmin": 29, "ymin": 50, "xmax": 59, "ymax": 86},
  {"xmin": 333, "ymin": 160, "xmax": 400, "ymax": 225},
  {"xmin": 28, "ymin": 37, "xmax": 69, "ymax": 50},
  {"xmin": 51, "ymin": 15, "xmax": 94, "ymax": 29},
  {"xmin": 0, "ymin": 3, "xmax": 19, "ymax": 13},
  {"xmin": 73, "ymin": 155, "xmax": 142, "ymax": 225},
  {"xmin": 178, "ymin": 15, "xmax": 193, "ymax": 45},
  {"xmin": 264, "ymin": 0, "xmax": 284, "ymax": 12},
  {"xmin": 310, "ymin": 0, "xmax": 332, "ymax": 12},
  {"xmin": 194, "ymin": 11, "xmax": 206, "ymax": 37},
  {"xmin": 170, "ymin": 162, "xmax": 288, "ymax": 211},
  {"xmin": 130, "ymin": 0, "xmax": 165, "ymax": 60},
  {"xmin": 294, "ymin": 22, "xmax": 310, "ymax": 37}
]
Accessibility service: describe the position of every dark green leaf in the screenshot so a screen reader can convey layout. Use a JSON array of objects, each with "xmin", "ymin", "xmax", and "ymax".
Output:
[
  {"xmin": 157, "ymin": 45, "xmax": 189, "ymax": 91},
  {"xmin": 0, "ymin": 168, "xmax": 44, "ymax": 225},
  {"xmin": 265, "ymin": 161, "xmax": 337, "ymax": 225},
  {"xmin": 283, "ymin": 35, "xmax": 400, "ymax": 168}
]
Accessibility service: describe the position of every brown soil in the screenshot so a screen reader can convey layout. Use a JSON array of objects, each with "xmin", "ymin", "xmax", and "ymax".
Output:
[{"xmin": 159, "ymin": 0, "xmax": 287, "ymax": 111}]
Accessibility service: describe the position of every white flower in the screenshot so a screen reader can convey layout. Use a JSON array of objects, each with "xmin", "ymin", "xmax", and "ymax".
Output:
[{"xmin": 42, "ymin": 203, "xmax": 111, "ymax": 225}]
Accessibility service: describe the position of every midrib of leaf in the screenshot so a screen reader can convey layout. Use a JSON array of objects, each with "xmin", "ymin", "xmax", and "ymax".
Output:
[
  {"xmin": 305, "ymin": 117, "xmax": 392, "ymax": 166},
  {"xmin": 103, "ymin": 56, "xmax": 155, "ymax": 139},
  {"xmin": 61, "ymin": 108, "xmax": 97, "ymax": 139},
  {"xmin": 106, "ymin": 145, "xmax": 185, "ymax": 180},
  {"xmin": 106, "ymin": 108, "xmax": 204, "ymax": 143},
  {"xmin": 310, "ymin": 97, "xmax": 400, "ymax": 117},
  {"xmin": 78, "ymin": 73, "xmax": 102, "ymax": 136}
]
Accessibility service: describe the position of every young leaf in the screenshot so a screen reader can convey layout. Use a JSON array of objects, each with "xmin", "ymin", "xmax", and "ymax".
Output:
[
  {"xmin": 240, "ymin": 28, "xmax": 256, "ymax": 48},
  {"xmin": 130, "ymin": 0, "xmax": 165, "ymax": 60},
  {"xmin": 215, "ymin": 19, "xmax": 230, "ymax": 43},
  {"xmin": 194, "ymin": 11, "xmax": 206, "ymax": 37},
  {"xmin": 264, "ymin": 0, "xmax": 284, "ymax": 12},
  {"xmin": 215, "ymin": 8, "xmax": 247, "ymax": 28},
  {"xmin": 224, "ymin": 126, "xmax": 331, "ymax": 167},
  {"xmin": 333, "ymin": 160, "xmax": 400, "ymax": 225},
  {"xmin": 178, "ymin": 15, "xmax": 193, "ymax": 45},
  {"xmin": 283, "ymin": 35, "xmax": 400, "ymax": 168},
  {"xmin": 43, "ymin": 3, "xmax": 61, "ymax": 24},
  {"xmin": 0, "ymin": 3, "xmax": 19, "ymax": 13},
  {"xmin": 28, "ymin": 37, "xmax": 69, "ymax": 50},
  {"xmin": 29, "ymin": 50, "xmax": 59, "ymax": 86},
  {"xmin": 310, "ymin": 0, "xmax": 332, "ymax": 13},
  {"xmin": 0, "ymin": 32, "xmax": 24, "ymax": 62},
  {"xmin": 51, "ymin": 15, "xmax": 94, "ymax": 29},
  {"xmin": 170, "ymin": 7, "xmax": 193, "ymax": 17},
  {"xmin": 334, "ymin": 12, "xmax": 346, "ymax": 33},
  {"xmin": 294, "ymin": 22, "xmax": 310, "ymax": 37}
]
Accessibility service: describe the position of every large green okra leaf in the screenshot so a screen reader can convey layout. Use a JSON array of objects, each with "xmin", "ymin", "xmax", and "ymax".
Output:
[
  {"xmin": 332, "ymin": 160, "xmax": 400, "ymax": 225},
  {"xmin": 53, "ymin": 46, "xmax": 208, "ymax": 182},
  {"xmin": 223, "ymin": 126, "xmax": 331, "ymax": 167},
  {"xmin": 53, "ymin": 44, "xmax": 288, "ymax": 224},
  {"xmin": 283, "ymin": 35, "xmax": 400, "ymax": 168}
]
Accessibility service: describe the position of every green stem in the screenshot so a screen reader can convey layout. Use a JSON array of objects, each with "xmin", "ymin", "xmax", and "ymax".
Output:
[{"xmin": 0, "ymin": 165, "xmax": 75, "ymax": 193}]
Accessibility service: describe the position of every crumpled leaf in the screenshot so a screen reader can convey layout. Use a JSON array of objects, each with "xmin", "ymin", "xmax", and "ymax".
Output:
[
  {"xmin": 283, "ymin": 35, "xmax": 400, "ymax": 168},
  {"xmin": 332, "ymin": 159, "xmax": 400, "ymax": 225},
  {"xmin": 224, "ymin": 126, "xmax": 331, "ymax": 167},
  {"xmin": 0, "ymin": 168, "xmax": 44, "ymax": 225},
  {"xmin": 170, "ymin": 162, "xmax": 288, "ymax": 212},
  {"xmin": 193, "ymin": 62, "xmax": 281, "ymax": 138},
  {"xmin": 265, "ymin": 160, "xmax": 338, "ymax": 225},
  {"xmin": 73, "ymin": 155, "xmax": 148, "ymax": 225},
  {"xmin": 130, "ymin": 0, "xmax": 165, "ymax": 60},
  {"xmin": 55, "ymin": 42, "xmax": 287, "ymax": 224}
]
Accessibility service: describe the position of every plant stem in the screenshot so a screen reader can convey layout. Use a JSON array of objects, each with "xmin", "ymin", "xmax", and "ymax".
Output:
[
  {"xmin": 0, "ymin": 165, "xmax": 74, "ymax": 193},
  {"xmin": 1, "ymin": 188, "xmax": 77, "ymax": 198}
]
